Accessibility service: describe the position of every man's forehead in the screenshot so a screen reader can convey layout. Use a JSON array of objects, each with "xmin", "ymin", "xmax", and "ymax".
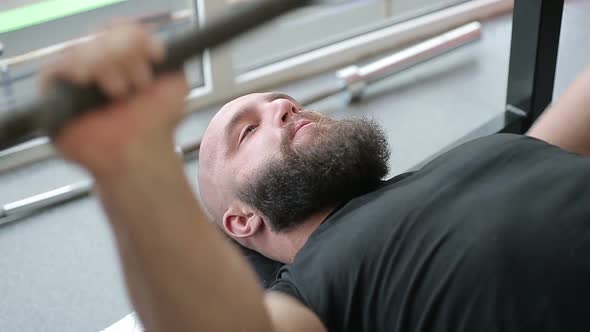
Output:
[
  {"xmin": 202, "ymin": 94, "xmax": 265, "ymax": 157},
  {"xmin": 204, "ymin": 91, "xmax": 299, "ymax": 149},
  {"xmin": 219, "ymin": 92, "xmax": 298, "ymax": 120},
  {"xmin": 207, "ymin": 94, "xmax": 258, "ymax": 140},
  {"xmin": 210, "ymin": 92, "xmax": 297, "ymax": 135},
  {"xmin": 220, "ymin": 93, "xmax": 265, "ymax": 116}
]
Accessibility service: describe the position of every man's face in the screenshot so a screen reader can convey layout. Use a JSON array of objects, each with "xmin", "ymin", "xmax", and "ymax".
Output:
[
  {"xmin": 222, "ymin": 92, "xmax": 315, "ymax": 179},
  {"xmin": 199, "ymin": 92, "xmax": 390, "ymax": 233}
]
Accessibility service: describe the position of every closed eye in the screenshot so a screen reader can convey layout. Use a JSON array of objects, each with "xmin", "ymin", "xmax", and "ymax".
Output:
[{"xmin": 239, "ymin": 124, "xmax": 258, "ymax": 144}]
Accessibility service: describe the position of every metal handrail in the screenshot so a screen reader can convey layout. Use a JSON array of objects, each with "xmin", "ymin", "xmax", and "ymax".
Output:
[{"xmin": 0, "ymin": 140, "xmax": 201, "ymax": 221}]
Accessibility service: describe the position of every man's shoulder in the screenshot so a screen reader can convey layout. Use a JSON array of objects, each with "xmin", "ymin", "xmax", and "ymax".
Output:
[
  {"xmin": 269, "ymin": 268, "xmax": 303, "ymax": 299},
  {"xmin": 438, "ymin": 134, "xmax": 546, "ymax": 159},
  {"xmin": 419, "ymin": 133, "xmax": 577, "ymax": 173},
  {"xmin": 435, "ymin": 133, "xmax": 537, "ymax": 160},
  {"xmin": 458, "ymin": 133, "xmax": 540, "ymax": 150}
]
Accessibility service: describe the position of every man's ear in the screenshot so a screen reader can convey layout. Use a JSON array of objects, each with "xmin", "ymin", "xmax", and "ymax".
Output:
[{"xmin": 222, "ymin": 203, "xmax": 264, "ymax": 239}]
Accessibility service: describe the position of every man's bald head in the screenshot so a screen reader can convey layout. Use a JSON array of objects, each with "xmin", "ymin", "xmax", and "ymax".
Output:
[{"xmin": 197, "ymin": 92, "xmax": 390, "ymax": 242}]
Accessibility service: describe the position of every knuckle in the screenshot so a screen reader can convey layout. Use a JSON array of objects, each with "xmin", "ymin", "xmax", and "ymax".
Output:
[
  {"xmin": 59, "ymin": 45, "xmax": 79, "ymax": 64},
  {"xmin": 99, "ymin": 71, "xmax": 127, "ymax": 96},
  {"xmin": 112, "ymin": 30, "xmax": 147, "ymax": 60},
  {"xmin": 133, "ymin": 62, "xmax": 151, "ymax": 80},
  {"xmin": 127, "ymin": 25, "xmax": 149, "ymax": 45},
  {"xmin": 86, "ymin": 52, "xmax": 107, "ymax": 73},
  {"xmin": 46, "ymin": 49, "xmax": 79, "ymax": 81}
]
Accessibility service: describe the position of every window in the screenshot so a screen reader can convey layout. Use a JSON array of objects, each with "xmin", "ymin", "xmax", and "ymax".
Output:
[
  {"xmin": 185, "ymin": 0, "xmax": 510, "ymax": 112},
  {"xmin": 232, "ymin": 0, "xmax": 388, "ymax": 73},
  {"xmin": 231, "ymin": 0, "xmax": 471, "ymax": 74},
  {"xmin": 0, "ymin": 0, "xmax": 203, "ymax": 112}
]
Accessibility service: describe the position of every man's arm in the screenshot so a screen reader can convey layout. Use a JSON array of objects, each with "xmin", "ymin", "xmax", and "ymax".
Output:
[
  {"xmin": 528, "ymin": 65, "xmax": 590, "ymax": 156},
  {"xmin": 46, "ymin": 25, "xmax": 326, "ymax": 332},
  {"xmin": 94, "ymin": 146, "xmax": 273, "ymax": 331},
  {"xmin": 266, "ymin": 292, "xmax": 327, "ymax": 332},
  {"xmin": 96, "ymin": 144, "xmax": 325, "ymax": 332}
]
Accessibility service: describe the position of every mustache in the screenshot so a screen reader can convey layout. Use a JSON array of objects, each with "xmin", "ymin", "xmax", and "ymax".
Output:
[{"xmin": 281, "ymin": 111, "xmax": 331, "ymax": 146}]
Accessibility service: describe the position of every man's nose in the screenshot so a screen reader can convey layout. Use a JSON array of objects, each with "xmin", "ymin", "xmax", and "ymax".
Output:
[{"xmin": 269, "ymin": 98, "xmax": 299, "ymax": 127}]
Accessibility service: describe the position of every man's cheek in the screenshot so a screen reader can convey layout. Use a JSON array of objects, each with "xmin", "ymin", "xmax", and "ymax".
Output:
[{"xmin": 243, "ymin": 138, "xmax": 278, "ymax": 167}]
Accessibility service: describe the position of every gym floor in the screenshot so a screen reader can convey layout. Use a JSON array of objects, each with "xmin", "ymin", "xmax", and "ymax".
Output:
[{"xmin": 0, "ymin": 2, "xmax": 588, "ymax": 331}]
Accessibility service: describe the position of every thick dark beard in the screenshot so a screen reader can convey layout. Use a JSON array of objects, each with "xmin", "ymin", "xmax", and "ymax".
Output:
[{"xmin": 237, "ymin": 114, "xmax": 390, "ymax": 233}]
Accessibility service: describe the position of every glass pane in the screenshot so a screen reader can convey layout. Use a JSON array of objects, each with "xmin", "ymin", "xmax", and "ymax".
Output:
[
  {"xmin": 231, "ymin": 0, "xmax": 471, "ymax": 74},
  {"xmin": 391, "ymin": 0, "xmax": 471, "ymax": 19},
  {"xmin": 0, "ymin": 0, "xmax": 202, "ymax": 114}
]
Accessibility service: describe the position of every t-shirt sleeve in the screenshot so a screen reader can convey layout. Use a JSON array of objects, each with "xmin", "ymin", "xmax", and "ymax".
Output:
[
  {"xmin": 236, "ymin": 242, "xmax": 284, "ymax": 289},
  {"xmin": 268, "ymin": 268, "xmax": 309, "ymax": 307},
  {"xmin": 269, "ymin": 278, "xmax": 299, "ymax": 296}
]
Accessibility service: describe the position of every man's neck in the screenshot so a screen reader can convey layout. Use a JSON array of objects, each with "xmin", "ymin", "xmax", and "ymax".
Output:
[{"xmin": 271, "ymin": 207, "xmax": 336, "ymax": 264}]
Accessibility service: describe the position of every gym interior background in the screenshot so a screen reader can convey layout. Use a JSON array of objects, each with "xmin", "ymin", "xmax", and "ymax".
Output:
[{"xmin": 0, "ymin": 0, "xmax": 588, "ymax": 331}]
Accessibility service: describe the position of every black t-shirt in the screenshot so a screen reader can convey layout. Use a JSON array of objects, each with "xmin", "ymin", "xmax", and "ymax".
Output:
[{"xmin": 270, "ymin": 134, "xmax": 590, "ymax": 332}]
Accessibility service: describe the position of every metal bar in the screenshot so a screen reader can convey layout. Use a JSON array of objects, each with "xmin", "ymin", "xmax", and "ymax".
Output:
[
  {"xmin": 0, "ymin": 21, "xmax": 482, "ymax": 224},
  {"xmin": 305, "ymin": 21, "xmax": 482, "ymax": 104},
  {"xmin": 0, "ymin": 137, "xmax": 53, "ymax": 173},
  {"xmin": 504, "ymin": 0, "xmax": 564, "ymax": 133},
  {"xmin": 1, "ymin": 65, "xmax": 17, "ymax": 109},
  {"xmin": 337, "ymin": 21, "xmax": 481, "ymax": 101},
  {"xmin": 1, "ymin": 180, "xmax": 92, "ymax": 218},
  {"xmin": 0, "ymin": 141, "xmax": 201, "ymax": 224}
]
